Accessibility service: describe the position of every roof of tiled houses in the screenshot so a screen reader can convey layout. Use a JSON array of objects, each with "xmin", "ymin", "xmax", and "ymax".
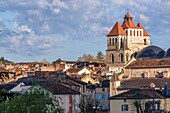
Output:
[
  {"xmin": 107, "ymin": 21, "xmax": 126, "ymax": 36},
  {"xmin": 118, "ymin": 77, "xmax": 170, "ymax": 90},
  {"xmin": 110, "ymin": 89, "xmax": 164, "ymax": 99}
]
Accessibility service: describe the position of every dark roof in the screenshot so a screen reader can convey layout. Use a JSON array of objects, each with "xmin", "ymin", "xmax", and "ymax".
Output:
[
  {"xmin": 44, "ymin": 82, "xmax": 80, "ymax": 95},
  {"xmin": 110, "ymin": 89, "xmax": 164, "ymax": 100},
  {"xmin": 0, "ymin": 83, "xmax": 18, "ymax": 91},
  {"xmin": 136, "ymin": 45, "xmax": 165, "ymax": 60},
  {"xmin": 118, "ymin": 77, "xmax": 170, "ymax": 90},
  {"xmin": 164, "ymin": 48, "xmax": 170, "ymax": 58}
]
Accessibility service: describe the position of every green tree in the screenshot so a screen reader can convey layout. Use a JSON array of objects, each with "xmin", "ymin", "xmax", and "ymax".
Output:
[
  {"xmin": 0, "ymin": 85, "xmax": 61, "ymax": 113},
  {"xmin": 96, "ymin": 51, "xmax": 105, "ymax": 62}
]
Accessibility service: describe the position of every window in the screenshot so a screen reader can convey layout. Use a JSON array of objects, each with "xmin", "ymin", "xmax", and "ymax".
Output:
[
  {"xmin": 109, "ymin": 38, "xmax": 112, "ymax": 45},
  {"xmin": 121, "ymin": 104, "xmax": 128, "ymax": 111},
  {"xmin": 102, "ymin": 103, "xmax": 106, "ymax": 110},
  {"xmin": 140, "ymin": 31, "xmax": 142, "ymax": 36},
  {"xmin": 126, "ymin": 54, "xmax": 129, "ymax": 61},
  {"xmin": 144, "ymin": 39, "xmax": 147, "ymax": 45},
  {"xmin": 111, "ymin": 54, "xmax": 114, "ymax": 63},
  {"xmin": 115, "ymin": 38, "xmax": 117, "ymax": 43},
  {"xmin": 126, "ymin": 30, "xmax": 128, "ymax": 35},
  {"xmin": 130, "ymin": 30, "xmax": 132, "ymax": 36},
  {"xmin": 137, "ymin": 31, "xmax": 139, "ymax": 36},
  {"xmin": 112, "ymin": 38, "xmax": 114, "ymax": 45},
  {"xmin": 120, "ymin": 53, "xmax": 124, "ymax": 62},
  {"xmin": 134, "ymin": 30, "xmax": 135, "ymax": 36},
  {"xmin": 120, "ymin": 38, "xmax": 123, "ymax": 48},
  {"xmin": 102, "ymin": 94, "xmax": 106, "ymax": 99},
  {"xmin": 108, "ymin": 94, "xmax": 110, "ymax": 99},
  {"xmin": 102, "ymin": 88, "xmax": 105, "ymax": 92},
  {"xmin": 96, "ymin": 95, "xmax": 98, "ymax": 101}
]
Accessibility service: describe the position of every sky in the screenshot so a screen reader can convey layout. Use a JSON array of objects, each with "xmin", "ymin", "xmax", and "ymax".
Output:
[{"xmin": 0, "ymin": 0, "xmax": 170, "ymax": 62}]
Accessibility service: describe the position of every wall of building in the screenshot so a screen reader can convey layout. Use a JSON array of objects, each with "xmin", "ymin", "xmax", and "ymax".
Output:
[{"xmin": 126, "ymin": 67, "xmax": 170, "ymax": 78}]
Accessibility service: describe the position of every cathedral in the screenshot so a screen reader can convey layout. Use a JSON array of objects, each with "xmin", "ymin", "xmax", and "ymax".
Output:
[{"xmin": 106, "ymin": 13, "xmax": 150, "ymax": 67}]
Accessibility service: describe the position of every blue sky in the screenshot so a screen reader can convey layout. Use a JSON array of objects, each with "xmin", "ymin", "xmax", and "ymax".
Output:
[{"xmin": 0, "ymin": 0, "xmax": 170, "ymax": 62}]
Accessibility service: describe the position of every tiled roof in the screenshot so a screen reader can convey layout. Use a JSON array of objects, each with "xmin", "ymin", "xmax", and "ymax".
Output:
[
  {"xmin": 118, "ymin": 77, "xmax": 170, "ymax": 90},
  {"xmin": 0, "ymin": 67, "xmax": 7, "ymax": 72},
  {"xmin": 137, "ymin": 22, "xmax": 150, "ymax": 36},
  {"xmin": 124, "ymin": 12, "xmax": 133, "ymax": 19},
  {"xmin": 44, "ymin": 82, "xmax": 80, "ymax": 95},
  {"xmin": 66, "ymin": 68, "xmax": 82, "ymax": 73},
  {"xmin": 122, "ymin": 19, "xmax": 138, "ymax": 29},
  {"xmin": 110, "ymin": 89, "xmax": 164, "ymax": 100},
  {"xmin": 107, "ymin": 21, "xmax": 126, "ymax": 36},
  {"xmin": 125, "ymin": 58, "xmax": 170, "ymax": 69}
]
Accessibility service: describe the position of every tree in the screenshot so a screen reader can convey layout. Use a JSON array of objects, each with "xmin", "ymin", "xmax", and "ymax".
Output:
[
  {"xmin": 77, "ymin": 94, "xmax": 95, "ymax": 113},
  {"xmin": 0, "ymin": 85, "xmax": 61, "ymax": 113},
  {"xmin": 96, "ymin": 51, "xmax": 105, "ymax": 62}
]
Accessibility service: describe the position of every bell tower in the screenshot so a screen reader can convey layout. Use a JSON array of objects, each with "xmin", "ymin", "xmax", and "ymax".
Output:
[{"xmin": 106, "ymin": 13, "xmax": 150, "ymax": 67}]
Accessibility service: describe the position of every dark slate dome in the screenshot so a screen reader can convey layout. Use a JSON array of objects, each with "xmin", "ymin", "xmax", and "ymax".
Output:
[
  {"xmin": 136, "ymin": 45, "xmax": 165, "ymax": 60},
  {"xmin": 164, "ymin": 48, "xmax": 170, "ymax": 58}
]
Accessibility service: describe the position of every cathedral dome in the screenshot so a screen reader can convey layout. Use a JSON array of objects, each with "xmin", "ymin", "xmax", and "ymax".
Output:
[
  {"xmin": 136, "ymin": 45, "xmax": 165, "ymax": 60},
  {"xmin": 164, "ymin": 48, "xmax": 170, "ymax": 58}
]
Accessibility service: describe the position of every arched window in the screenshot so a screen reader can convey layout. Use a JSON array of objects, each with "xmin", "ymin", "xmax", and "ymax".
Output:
[
  {"xmin": 140, "ymin": 31, "xmax": 142, "ymax": 36},
  {"xmin": 115, "ymin": 38, "xmax": 117, "ymax": 43},
  {"xmin": 120, "ymin": 38, "xmax": 123, "ymax": 48},
  {"xmin": 109, "ymin": 38, "xmax": 112, "ymax": 45},
  {"xmin": 134, "ymin": 30, "xmax": 135, "ymax": 36},
  {"xmin": 144, "ymin": 39, "xmax": 146, "ymax": 45},
  {"xmin": 137, "ymin": 31, "xmax": 139, "ymax": 36},
  {"xmin": 120, "ymin": 53, "xmax": 124, "ymax": 62},
  {"xmin": 111, "ymin": 54, "xmax": 114, "ymax": 63},
  {"xmin": 112, "ymin": 38, "xmax": 114, "ymax": 45},
  {"xmin": 126, "ymin": 54, "xmax": 129, "ymax": 61}
]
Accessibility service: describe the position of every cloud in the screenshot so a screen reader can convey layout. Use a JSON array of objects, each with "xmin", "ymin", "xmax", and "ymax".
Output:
[{"xmin": 0, "ymin": 0, "xmax": 170, "ymax": 57}]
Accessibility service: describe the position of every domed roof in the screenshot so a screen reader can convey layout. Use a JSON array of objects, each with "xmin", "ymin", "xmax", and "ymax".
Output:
[
  {"xmin": 164, "ymin": 48, "xmax": 170, "ymax": 58},
  {"xmin": 136, "ymin": 45, "xmax": 165, "ymax": 60}
]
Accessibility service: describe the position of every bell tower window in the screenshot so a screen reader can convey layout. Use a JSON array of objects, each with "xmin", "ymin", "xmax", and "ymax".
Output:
[
  {"xmin": 144, "ymin": 39, "xmax": 147, "ymax": 45},
  {"xmin": 120, "ymin": 38, "xmax": 123, "ymax": 48},
  {"xmin": 120, "ymin": 53, "xmax": 124, "ymax": 62},
  {"xmin": 111, "ymin": 54, "xmax": 114, "ymax": 63},
  {"xmin": 110, "ymin": 38, "xmax": 112, "ymax": 45}
]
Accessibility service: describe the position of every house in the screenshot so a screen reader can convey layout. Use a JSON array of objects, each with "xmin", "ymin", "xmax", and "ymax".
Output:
[
  {"xmin": 95, "ymin": 80, "xmax": 110, "ymax": 112},
  {"xmin": 66, "ymin": 67, "xmax": 91, "ymax": 77},
  {"xmin": 109, "ymin": 89, "xmax": 166, "ymax": 113}
]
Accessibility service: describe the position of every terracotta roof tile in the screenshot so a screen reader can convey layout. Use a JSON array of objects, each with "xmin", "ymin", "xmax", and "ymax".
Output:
[
  {"xmin": 122, "ymin": 20, "xmax": 139, "ymax": 29},
  {"xmin": 118, "ymin": 77, "xmax": 170, "ymax": 90},
  {"xmin": 0, "ymin": 67, "xmax": 7, "ymax": 72},
  {"xmin": 110, "ymin": 89, "xmax": 164, "ymax": 99},
  {"xmin": 126, "ymin": 58, "xmax": 170, "ymax": 69},
  {"xmin": 107, "ymin": 21, "xmax": 126, "ymax": 36},
  {"xmin": 137, "ymin": 22, "xmax": 150, "ymax": 36},
  {"xmin": 124, "ymin": 12, "xmax": 133, "ymax": 19}
]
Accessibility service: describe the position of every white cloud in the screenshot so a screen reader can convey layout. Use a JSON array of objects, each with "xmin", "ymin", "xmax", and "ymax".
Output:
[{"xmin": 0, "ymin": 0, "xmax": 170, "ymax": 57}]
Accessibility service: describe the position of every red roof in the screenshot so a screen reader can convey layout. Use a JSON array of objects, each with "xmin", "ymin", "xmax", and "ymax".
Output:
[
  {"xmin": 137, "ymin": 22, "xmax": 150, "ymax": 36},
  {"xmin": 107, "ymin": 21, "xmax": 126, "ymax": 36},
  {"xmin": 124, "ymin": 12, "xmax": 133, "ymax": 19},
  {"xmin": 122, "ymin": 20, "xmax": 139, "ymax": 29}
]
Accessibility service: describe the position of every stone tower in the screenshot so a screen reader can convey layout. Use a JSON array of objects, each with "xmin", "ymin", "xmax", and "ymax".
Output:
[{"xmin": 106, "ymin": 13, "xmax": 150, "ymax": 67}]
